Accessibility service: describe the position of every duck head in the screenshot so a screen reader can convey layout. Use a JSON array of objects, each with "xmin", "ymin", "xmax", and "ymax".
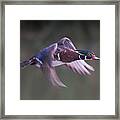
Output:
[{"xmin": 76, "ymin": 50, "xmax": 99, "ymax": 60}]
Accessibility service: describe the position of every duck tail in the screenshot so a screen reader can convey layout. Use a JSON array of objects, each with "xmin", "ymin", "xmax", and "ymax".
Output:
[
  {"xmin": 20, "ymin": 57, "xmax": 36, "ymax": 68},
  {"xmin": 20, "ymin": 60, "xmax": 30, "ymax": 68}
]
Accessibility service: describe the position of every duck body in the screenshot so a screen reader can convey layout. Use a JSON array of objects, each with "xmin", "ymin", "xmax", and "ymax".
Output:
[{"xmin": 54, "ymin": 48, "xmax": 80, "ymax": 63}]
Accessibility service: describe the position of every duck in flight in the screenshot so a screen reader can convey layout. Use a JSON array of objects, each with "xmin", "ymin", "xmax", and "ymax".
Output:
[{"xmin": 21, "ymin": 37, "xmax": 99, "ymax": 87}]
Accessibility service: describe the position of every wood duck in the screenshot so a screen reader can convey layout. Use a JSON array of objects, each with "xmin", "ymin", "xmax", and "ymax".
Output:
[{"xmin": 21, "ymin": 37, "xmax": 99, "ymax": 87}]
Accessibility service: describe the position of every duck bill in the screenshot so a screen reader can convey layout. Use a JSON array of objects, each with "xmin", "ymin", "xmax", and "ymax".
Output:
[{"xmin": 92, "ymin": 55, "xmax": 100, "ymax": 60}]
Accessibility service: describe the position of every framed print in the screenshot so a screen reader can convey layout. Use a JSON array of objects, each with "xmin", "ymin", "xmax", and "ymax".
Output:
[{"xmin": 0, "ymin": 0, "xmax": 119, "ymax": 119}]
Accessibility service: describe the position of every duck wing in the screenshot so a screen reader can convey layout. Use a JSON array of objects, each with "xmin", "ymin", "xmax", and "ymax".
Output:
[
  {"xmin": 42, "ymin": 43, "xmax": 67, "ymax": 87},
  {"xmin": 57, "ymin": 37, "xmax": 76, "ymax": 50},
  {"xmin": 44, "ymin": 43, "xmax": 58, "ymax": 66},
  {"xmin": 66, "ymin": 60, "xmax": 94, "ymax": 75},
  {"xmin": 43, "ymin": 63, "xmax": 67, "ymax": 87}
]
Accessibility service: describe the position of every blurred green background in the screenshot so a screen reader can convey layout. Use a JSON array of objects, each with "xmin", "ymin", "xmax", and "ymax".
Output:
[{"xmin": 20, "ymin": 20, "xmax": 100, "ymax": 100}]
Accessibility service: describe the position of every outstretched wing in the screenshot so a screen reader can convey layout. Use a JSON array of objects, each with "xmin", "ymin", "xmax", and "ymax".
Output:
[
  {"xmin": 66, "ymin": 60, "xmax": 94, "ymax": 75},
  {"xmin": 42, "ymin": 43, "xmax": 67, "ymax": 87},
  {"xmin": 43, "ymin": 63, "xmax": 67, "ymax": 87},
  {"xmin": 57, "ymin": 37, "xmax": 76, "ymax": 50}
]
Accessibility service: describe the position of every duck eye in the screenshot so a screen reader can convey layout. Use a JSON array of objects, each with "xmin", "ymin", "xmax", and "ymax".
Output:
[{"xmin": 86, "ymin": 53, "xmax": 92, "ymax": 59}]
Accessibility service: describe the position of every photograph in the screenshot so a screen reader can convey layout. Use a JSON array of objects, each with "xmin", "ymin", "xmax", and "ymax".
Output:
[{"xmin": 20, "ymin": 20, "xmax": 100, "ymax": 100}]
